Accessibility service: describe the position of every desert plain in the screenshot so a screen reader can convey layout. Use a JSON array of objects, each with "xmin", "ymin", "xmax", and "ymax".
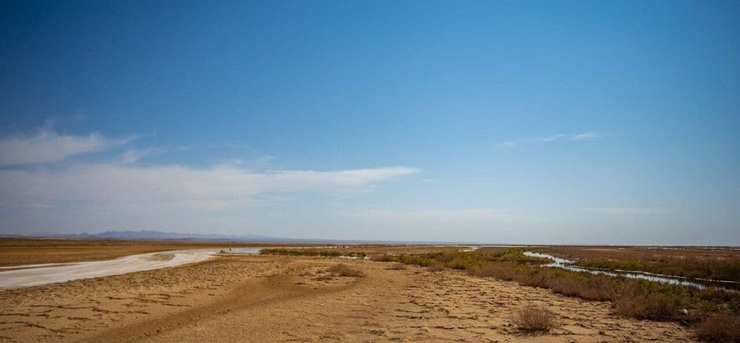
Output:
[{"xmin": 0, "ymin": 239, "xmax": 720, "ymax": 342}]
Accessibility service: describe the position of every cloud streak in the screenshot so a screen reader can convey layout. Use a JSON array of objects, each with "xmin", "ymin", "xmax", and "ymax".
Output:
[
  {"xmin": 571, "ymin": 133, "xmax": 600, "ymax": 141},
  {"xmin": 0, "ymin": 164, "xmax": 419, "ymax": 211},
  {"xmin": 0, "ymin": 128, "xmax": 134, "ymax": 166},
  {"xmin": 497, "ymin": 132, "xmax": 600, "ymax": 148},
  {"xmin": 582, "ymin": 207, "xmax": 671, "ymax": 215},
  {"xmin": 0, "ymin": 127, "xmax": 421, "ymax": 235}
]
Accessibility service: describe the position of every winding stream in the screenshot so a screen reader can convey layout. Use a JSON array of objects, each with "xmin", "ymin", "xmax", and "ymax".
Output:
[{"xmin": 524, "ymin": 251, "xmax": 739, "ymax": 291}]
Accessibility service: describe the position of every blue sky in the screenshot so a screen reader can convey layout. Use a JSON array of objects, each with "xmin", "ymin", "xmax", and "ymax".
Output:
[{"xmin": 1, "ymin": 1, "xmax": 738, "ymax": 244}]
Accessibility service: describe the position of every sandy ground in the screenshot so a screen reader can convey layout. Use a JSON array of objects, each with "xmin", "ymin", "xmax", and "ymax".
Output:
[{"xmin": 0, "ymin": 253, "xmax": 696, "ymax": 343}]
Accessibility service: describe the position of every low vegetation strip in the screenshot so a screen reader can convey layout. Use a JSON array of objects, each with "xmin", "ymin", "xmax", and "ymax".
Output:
[
  {"xmin": 389, "ymin": 250, "xmax": 739, "ymax": 343},
  {"xmin": 374, "ymin": 248, "xmax": 548, "ymax": 268},
  {"xmin": 532, "ymin": 246, "xmax": 740, "ymax": 283},
  {"xmin": 262, "ymin": 246, "xmax": 739, "ymax": 342},
  {"xmin": 576, "ymin": 257, "xmax": 739, "ymax": 283},
  {"xmin": 260, "ymin": 248, "xmax": 369, "ymax": 259}
]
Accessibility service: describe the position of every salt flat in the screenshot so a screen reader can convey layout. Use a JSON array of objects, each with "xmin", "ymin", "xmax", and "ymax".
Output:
[{"xmin": 0, "ymin": 249, "xmax": 219, "ymax": 289}]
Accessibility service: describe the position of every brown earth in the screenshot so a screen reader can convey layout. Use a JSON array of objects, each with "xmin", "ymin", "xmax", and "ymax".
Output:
[
  {"xmin": 0, "ymin": 252, "xmax": 696, "ymax": 342},
  {"xmin": 0, "ymin": 239, "xmax": 245, "ymax": 267},
  {"xmin": 0, "ymin": 239, "xmax": 463, "ymax": 267}
]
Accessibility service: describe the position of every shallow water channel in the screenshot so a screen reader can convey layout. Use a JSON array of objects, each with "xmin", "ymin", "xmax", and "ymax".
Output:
[{"xmin": 524, "ymin": 251, "xmax": 739, "ymax": 291}]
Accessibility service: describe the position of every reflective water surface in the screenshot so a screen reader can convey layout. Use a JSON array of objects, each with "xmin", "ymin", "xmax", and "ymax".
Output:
[{"xmin": 524, "ymin": 251, "xmax": 739, "ymax": 291}]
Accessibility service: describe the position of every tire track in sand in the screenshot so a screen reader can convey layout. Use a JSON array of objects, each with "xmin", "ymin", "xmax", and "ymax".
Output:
[{"xmin": 72, "ymin": 273, "xmax": 362, "ymax": 343}]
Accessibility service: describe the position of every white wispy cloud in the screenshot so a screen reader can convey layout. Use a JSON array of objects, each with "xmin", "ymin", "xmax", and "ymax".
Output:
[
  {"xmin": 117, "ymin": 149, "xmax": 163, "ymax": 164},
  {"xmin": 571, "ymin": 132, "xmax": 600, "ymax": 141},
  {"xmin": 496, "ymin": 141, "xmax": 517, "ymax": 148},
  {"xmin": 497, "ymin": 132, "xmax": 601, "ymax": 148},
  {"xmin": 0, "ymin": 164, "xmax": 419, "ymax": 211},
  {"xmin": 115, "ymin": 145, "xmax": 191, "ymax": 165},
  {"xmin": 0, "ymin": 127, "xmax": 420, "ymax": 221},
  {"xmin": 582, "ymin": 207, "xmax": 671, "ymax": 215},
  {"xmin": 0, "ymin": 128, "xmax": 134, "ymax": 166},
  {"xmin": 539, "ymin": 134, "xmax": 566, "ymax": 142}
]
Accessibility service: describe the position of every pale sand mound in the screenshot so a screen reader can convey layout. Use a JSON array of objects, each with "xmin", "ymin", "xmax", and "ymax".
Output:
[{"xmin": 0, "ymin": 255, "xmax": 695, "ymax": 342}]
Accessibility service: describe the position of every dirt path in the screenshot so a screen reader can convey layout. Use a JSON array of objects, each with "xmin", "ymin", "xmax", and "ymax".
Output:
[{"xmin": 0, "ymin": 255, "xmax": 696, "ymax": 342}]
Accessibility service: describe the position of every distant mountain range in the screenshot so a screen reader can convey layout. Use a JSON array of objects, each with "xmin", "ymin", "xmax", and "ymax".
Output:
[{"xmin": 20, "ymin": 230, "xmax": 299, "ymax": 243}]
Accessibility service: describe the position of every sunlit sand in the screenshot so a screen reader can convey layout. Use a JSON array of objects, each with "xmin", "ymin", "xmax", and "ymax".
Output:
[{"xmin": 0, "ymin": 240, "xmax": 702, "ymax": 343}]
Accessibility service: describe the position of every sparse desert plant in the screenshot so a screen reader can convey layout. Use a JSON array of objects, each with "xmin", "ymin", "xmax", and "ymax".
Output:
[
  {"xmin": 387, "ymin": 263, "xmax": 407, "ymax": 270},
  {"xmin": 512, "ymin": 304, "xmax": 556, "ymax": 333},
  {"xmin": 372, "ymin": 254, "xmax": 398, "ymax": 262},
  {"xmin": 472, "ymin": 265, "xmax": 518, "ymax": 281},
  {"xmin": 613, "ymin": 289, "xmax": 685, "ymax": 321},
  {"xmin": 427, "ymin": 264, "xmax": 446, "ymax": 272},
  {"xmin": 327, "ymin": 263, "xmax": 365, "ymax": 277},
  {"xmin": 261, "ymin": 248, "xmax": 368, "ymax": 259},
  {"xmin": 694, "ymin": 314, "xmax": 740, "ymax": 343},
  {"xmin": 398, "ymin": 254, "xmax": 437, "ymax": 267}
]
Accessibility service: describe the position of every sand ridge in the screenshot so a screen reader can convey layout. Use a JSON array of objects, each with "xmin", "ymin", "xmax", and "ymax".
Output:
[{"xmin": 0, "ymin": 254, "xmax": 695, "ymax": 342}]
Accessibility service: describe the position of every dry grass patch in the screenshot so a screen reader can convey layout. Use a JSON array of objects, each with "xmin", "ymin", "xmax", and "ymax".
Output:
[
  {"xmin": 383, "ymin": 246, "xmax": 738, "ymax": 341},
  {"xmin": 427, "ymin": 264, "xmax": 446, "ymax": 272},
  {"xmin": 387, "ymin": 263, "xmax": 407, "ymax": 270},
  {"xmin": 532, "ymin": 246, "xmax": 740, "ymax": 283},
  {"xmin": 327, "ymin": 263, "xmax": 365, "ymax": 277},
  {"xmin": 694, "ymin": 314, "xmax": 740, "ymax": 343},
  {"xmin": 613, "ymin": 291, "xmax": 679, "ymax": 321},
  {"xmin": 512, "ymin": 304, "xmax": 556, "ymax": 333}
]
